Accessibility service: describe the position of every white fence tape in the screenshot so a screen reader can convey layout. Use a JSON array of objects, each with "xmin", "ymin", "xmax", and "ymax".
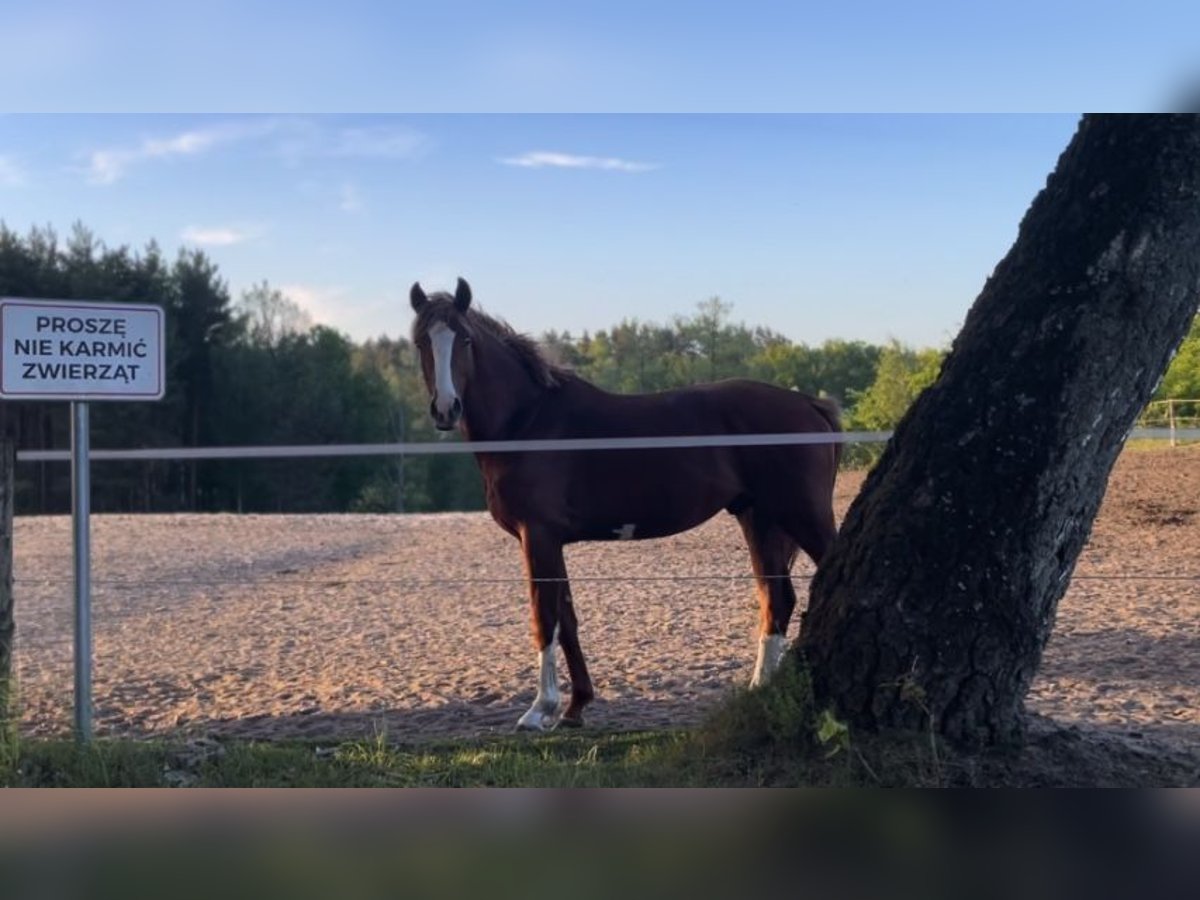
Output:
[
  {"xmin": 17, "ymin": 430, "xmax": 890, "ymax": 462},
  {"xmin": 13, "ymin": 427, "xmax": 1199, "ymax": 464}
]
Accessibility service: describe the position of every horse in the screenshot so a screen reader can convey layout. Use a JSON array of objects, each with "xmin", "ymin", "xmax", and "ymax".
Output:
[{"xmin": 409, "ymin": 278, "xmax": 841, "ymax": 731}]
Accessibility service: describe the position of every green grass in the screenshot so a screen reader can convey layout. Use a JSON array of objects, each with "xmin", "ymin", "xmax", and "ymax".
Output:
[
  {"xmin": 6, "ymin": 729, "xmax": 909, "ymax": 788},
  {"xmin": 0, "ymin": 663, "xmax": 942, "ymax": 787},
  {"xmin": 1, "ymin": 729, "xmax": 692, "ymax": 788},
  {"xmin": 6, "ymin": 659, "xmax": 1192, "ymax": 787},
  {"xmin": 4, "ymin": 715, "xmax": 1189, "ymax": 788},
  {"xmin": 0, "ymin": 662, "xmax": 873, "ymax": 787}
]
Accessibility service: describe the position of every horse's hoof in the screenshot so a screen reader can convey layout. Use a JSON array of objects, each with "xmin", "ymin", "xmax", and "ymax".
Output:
[
  {"xmin": 515, "ymin": 709, "xmax": 557, "ymax": 732},
  {"xmin": 557, "ymin": 714, "xmax": 585, "ymax": 729}
]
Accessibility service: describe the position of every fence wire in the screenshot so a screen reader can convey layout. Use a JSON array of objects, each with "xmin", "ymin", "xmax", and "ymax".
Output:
[
  {"xmin": 14, "ymin": 571, "xmax": 1200, "ymax": 588},
  {"xmin": 12, "ymin": 427, "xmax": 1200, "ymax": 607},
  {"xmin": 15, "ymin": 565, "xmax": 1199, "ymax": 655}
]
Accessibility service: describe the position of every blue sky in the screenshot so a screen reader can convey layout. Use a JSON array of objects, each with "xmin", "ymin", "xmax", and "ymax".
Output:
[
  {"xmin": 1, "ymin": 114, "xmax": 1084, "ymax": 347},
  {"xmin": 4, "ymin": 2, "xmax": 1195, "ymax": 347},
  {"xmin": 4, "ymin": 2, "xmax": 1199, "ymax": 112}
]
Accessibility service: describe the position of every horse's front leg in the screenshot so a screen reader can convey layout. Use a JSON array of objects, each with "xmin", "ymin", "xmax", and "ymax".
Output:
[
  {"xmin": 515, "ymin": 524, "xmax": 568, "ymax": 732},
  {"xmin": 555, "ymin": 590, "xmax": 594, "ymax": 727}
]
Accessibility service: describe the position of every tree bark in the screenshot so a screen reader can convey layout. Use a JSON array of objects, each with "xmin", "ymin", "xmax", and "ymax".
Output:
[{"xmin": 800, "ymin": 114, "xmax": 1200, "ymax": 749}]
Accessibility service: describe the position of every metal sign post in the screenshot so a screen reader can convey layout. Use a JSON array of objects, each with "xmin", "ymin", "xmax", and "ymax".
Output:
[
  {"xmin": 1, "ymin": 297, "xmax": 164, "ymax": 743},
  {"xmin": 71, "ymin": 401, "xmax": 92, "ymax": 740}
]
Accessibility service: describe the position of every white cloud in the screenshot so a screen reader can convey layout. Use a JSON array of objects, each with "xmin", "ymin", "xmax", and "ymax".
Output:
[
  {"xmin": 279, "ymin": 283, "xmax": 349, "ymax": 325},
  {"xmin": 82, "ymin": 118, "xmax": 430, "ymax": 186},
  {"xmin": 180, "ymin": 225, "xmax": 261, "ymax": 247},
  {"xmin": 0, "ymin": 155, "xmax": 27, "ymax": 187},
  {"xmin": 85, "ymin": 119, "xmax": 280, "ymax": 185},
  {"xmin": 276, "ymin": 123, "xmax": 430, "ymax": 166},
  {"xmin": 332, "ymin": 128, "xmax": 428, "ymax": 159},
  {"xmin": 499, "ymin": 150, "xmax": 657, "ymax": 172},
  {"xmin": 339, "ymin": 182, "xmax": 364, "ymax": 212}
]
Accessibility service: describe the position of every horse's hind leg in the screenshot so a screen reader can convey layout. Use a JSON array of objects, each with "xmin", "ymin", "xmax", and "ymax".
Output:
[
  {"xmin": 781, "ymin": 503, "xmax": 837, "ymax": 569},
  {"xmin": 556, "ymin": 591, "xmax": 595, "ymax": 727},
  {"xmin": 736, "ymin": 511, "xmax": 800, "ymax": 688}
]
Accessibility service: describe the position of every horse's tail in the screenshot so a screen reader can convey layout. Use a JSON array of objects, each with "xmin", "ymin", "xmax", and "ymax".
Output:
[{"xmin": 810, "ymin": 395, "xmax": 843, "ymax": 476}]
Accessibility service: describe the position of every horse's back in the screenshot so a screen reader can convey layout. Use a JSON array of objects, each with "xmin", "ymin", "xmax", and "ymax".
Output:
[
  {"xmin": 487, "ymin": 375, "xmax": 839, "ymax": 544},
  {"xmin": 593, "ymin": 375, "xmax": 841, "ymax": 505},
  {"xmin": 693, "ymin": 379, "xmax": 840, "ymax": 443},
  {"xmin": 700, "ymin": 379, "xmax": 840, "ymax": 500},
  {"xmin": 558, "ymin": 376, "xmax": 835, "ymax": 435}
]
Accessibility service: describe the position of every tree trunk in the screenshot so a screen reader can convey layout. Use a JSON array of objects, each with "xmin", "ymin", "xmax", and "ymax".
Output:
[{"xmin": 800, "ymin": 114, "xmax": 1200, "ymax": 749}]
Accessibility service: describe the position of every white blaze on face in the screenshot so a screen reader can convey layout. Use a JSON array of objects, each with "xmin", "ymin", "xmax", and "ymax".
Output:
[
  {"xmin": 428, "ymin": 321, "xmax": 459, "ymax": 416},
  {"xmin": 516, "ymin": 626, "xmax": 560, "ymax": 731}
]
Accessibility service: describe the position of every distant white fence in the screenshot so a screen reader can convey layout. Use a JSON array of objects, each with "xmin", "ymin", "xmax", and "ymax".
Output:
[{"xmin": 1138, "ymin": 399, "xmax": 1200, "ymax": 446}]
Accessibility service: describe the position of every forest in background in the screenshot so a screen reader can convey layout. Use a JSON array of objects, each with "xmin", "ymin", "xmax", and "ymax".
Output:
[{"xmin": 2, "ymin": 224, "xmax": 1197, "ymax": 515}]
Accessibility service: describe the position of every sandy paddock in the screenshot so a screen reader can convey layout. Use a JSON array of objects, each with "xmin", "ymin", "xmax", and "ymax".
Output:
[{"xmin": 10, "ymin": 447, "xmax": 1200, "ymax": 754}]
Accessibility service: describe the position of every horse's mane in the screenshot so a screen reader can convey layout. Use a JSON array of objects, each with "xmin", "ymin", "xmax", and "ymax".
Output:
[{"xmin": 412, "ymin": 295, "xmax": 572, "ymax": 389}]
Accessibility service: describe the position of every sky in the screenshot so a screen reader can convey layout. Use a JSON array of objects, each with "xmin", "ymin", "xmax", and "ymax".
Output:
[
  {"xmin": 2, "ymin": 1, "xmax": 1197, "ymax": 349},
  {"xmin": 1, "ymin": 114, "xmax": 1084, "ymax": 348},
  {"xmin": 3, "ymin": 2, "xmax": 1199, "ymax": 112}
]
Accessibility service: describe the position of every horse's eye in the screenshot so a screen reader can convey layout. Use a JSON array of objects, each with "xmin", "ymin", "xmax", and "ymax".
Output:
[{"xmin": 462, "ymin": 336, "xmax": 473, "ymax": 346}]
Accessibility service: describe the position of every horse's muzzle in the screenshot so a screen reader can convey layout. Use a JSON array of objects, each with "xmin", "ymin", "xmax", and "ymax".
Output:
[{"xmin": 431, "ymin": 396, "xmax": 462, "ymax": 431}]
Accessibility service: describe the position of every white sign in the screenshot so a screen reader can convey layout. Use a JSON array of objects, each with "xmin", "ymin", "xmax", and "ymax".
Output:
[{"xmin": 0, "ymin": 298, "xmax": 165, "ymax": 400}]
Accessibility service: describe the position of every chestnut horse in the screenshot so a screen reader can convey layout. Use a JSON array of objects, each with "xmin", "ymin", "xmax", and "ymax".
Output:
[{"xmin": 410, "ymin": 278, "xmax": 840, "ymax": 731}]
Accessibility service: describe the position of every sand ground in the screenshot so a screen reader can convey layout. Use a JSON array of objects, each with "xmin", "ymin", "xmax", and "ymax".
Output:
[{"xmin": 11, "ymin": 447, "xmax": 1199, "ymax": 754}]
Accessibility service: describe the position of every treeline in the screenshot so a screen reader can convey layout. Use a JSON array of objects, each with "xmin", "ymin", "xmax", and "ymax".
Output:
[
  {"xmin": 3, "ymin": 224, "xmax": 1197, "ymax": 515},
  {"xmin": 1, "ymin": 224, "xmax": 480, "ymax": 515}
]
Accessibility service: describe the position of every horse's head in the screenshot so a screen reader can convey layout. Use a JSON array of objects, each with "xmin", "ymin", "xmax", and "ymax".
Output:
[{"xmin": 410, "ymin": 277, "xmax": 475, "ymax": 431}]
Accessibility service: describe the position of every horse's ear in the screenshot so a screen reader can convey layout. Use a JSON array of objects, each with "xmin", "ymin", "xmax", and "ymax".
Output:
[
  {"xmin": 410, "ymin": 282, "xmax": 428, "ymax": 312},
  {"xmin": 454, "ymin": 278, "xmax": 472, "ymax": 313}
]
